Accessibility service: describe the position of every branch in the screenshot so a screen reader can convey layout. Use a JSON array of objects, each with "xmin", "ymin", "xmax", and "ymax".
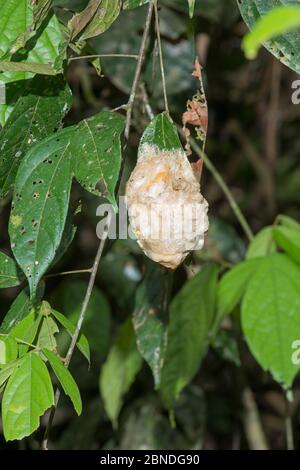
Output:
[
  {"xmin": 153, "ymin": 0, "xmax": 169, "ymax": 115},
  {"xmin": 125, "ymin": 0, "xmax": 154, "ymax": 139},
  {"xmin": 178, "ymin": 128, "xmax": 254, "ymax": 241}
]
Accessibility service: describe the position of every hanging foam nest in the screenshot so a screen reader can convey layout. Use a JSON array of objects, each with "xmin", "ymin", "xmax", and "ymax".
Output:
[{"xmin": 125, "ymin": 143, "xmax": 209, "ymax": 269}]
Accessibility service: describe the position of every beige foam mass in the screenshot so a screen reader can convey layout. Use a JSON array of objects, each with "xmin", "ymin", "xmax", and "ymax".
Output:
[{"xmin": 125, "ymin": 144, "xmax": 209, "ymax": 269}]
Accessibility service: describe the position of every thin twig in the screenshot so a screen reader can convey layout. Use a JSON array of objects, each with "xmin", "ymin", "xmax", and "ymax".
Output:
[
  {"xmin": 125, "ymin": 0, "xmax": 154, "ymax": 139},
  {"xmin": 181, "ymin": 130, "xmax": 254, "ymax": 241},
  {"xmin": 153, "ymin": 0, "xmax": 169, "ymax": 115},
  {"xmin": 42, "ymin": 214, "xmax": 111, "ymax": 450},
  {"xmin": 45, "ymin": 268, "xmax": 92, "ymax": 279},
  {"xmin": 285, "ymin": 392, "xmax": 294, "ymax": 450},
  {"xmin": 242, "ymin": 387, "xmax": 268, "ymax": 450},
  {"xmin": 68, "ymin": 53, "xmax": 139, "ymax": 63}
]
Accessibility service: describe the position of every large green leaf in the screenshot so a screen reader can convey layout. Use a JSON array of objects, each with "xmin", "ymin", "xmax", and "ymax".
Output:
[
  {"xmin": 237, "ymin": 0, "xmax": 300, "ymax": 74},
  {"xmin": 9, "ymin": 127, "xmax": 74, "ymax": 296},
  {"xmin": 242, "ymin": 5, "xmax": 300, "ymax": 58},
  {"xmin": 0, "ymin": 251, "xmax": 24, "ymax": 288},
  {"xmin": 0, "ymin": 75, "xmax": 72, "ymax": 198},
  {"xmin": 133, "ymin": 262, "xmax": 169, "ymax": 388},
  {"xmin": 160, "ymin": 264, "xmax": 219, "ymax": 409},
  {"xmin": 0, "ymin": 10, "xmax": 63, "ymax": 125},
  {"xmin": 72, "ymin": 111, "xmax": 125, "ymax": 206},
  {"xmin": 242, "ymin": 253, "xmax": 300, "ymax": 388},
  {"xmin": 9, "ymin": 310, "xmax": 41, "ymax": 356},
  {"xmin": 2, "ymin": 352, "xmax": 54, "ymax": 440},
  {"xmin": 9, "ymin": 108, "xmax": 123, "ymax": 295},
  {"xmin": 43, "ymin": 348, "xmax": 82, "ymax": 415},
  {"xmin": 100, "ymin": 319, "xmax": 143, "ymax": 428}
]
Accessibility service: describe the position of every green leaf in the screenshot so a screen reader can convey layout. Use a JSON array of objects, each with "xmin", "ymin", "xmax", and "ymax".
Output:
[
  {"xmin": 51, "ymin": 309, "xmax": 90, "ymax": 363},
  {"xmin": 242, "ymin": 5, "xmax": 300, "ymax": 59},
  {"xmin": 2, "ymin": 352, "xmax": 54, "ymax": 440},
  {"xmin": 9, "ymin": 127, "xmax": 74, "ymax": 296},
  {"xmin": 217, "ymin": 258, "xmax": 262, "ymax": 320},
  {"xmin": 160, "ymin": 264, "xmax": 219, "ymax": 409},
  {"xmin": 0, "ymin": 285, "xmax": 44, "ymax": 334},
  {"xmin": 277, "ymin": 215, "xmax": 300, "ymax": 231},
  {"xmin": 0, "ymin": 0, "xmax": 31, "ymax": 57},
  {"xmin": 36, "ymin": 317, "xmax": 59, "ymax": 352},
  {"xmin": 72, "ymin": 111, "xmax": 125, "ymax": 207},
  {"xmin": 0, "ymin": 75, "xmax": 72, "ymax": 198},
  {"xmin": 188, "ymin": 0, "xmax": 195, "ymax": 18},
  {"xmin": 0, "ymin": 12, "xmax": 63, "ymax": 125},
  {"xmin": 9, "ymin": 310, "xmax": 42, "ymax": 357},
  {"xmin": 242, "ymin": 254, "xmax": 300, "ymax": 388},
  {"xmin": 9, "ymin": 111, "xmax": 123, "ymax": 295},
  {"xmin": 140, "ymin": 112, "xmax": 182, "ymax": 151},
  {"xmin": 100, "ymin": 319, "xmax": 143, "ymax": 428},
  {"xmin": 238, "ymin": 0, "xmax": 300, "ymax": 74},
  {"xmin": 43, "ymin": 348, "xmax": 82, "ymax": 415},
  {"xmin": 0, "ymin": 251, "xmax": 24, "ymax": 288},
  {"xmin": 273, "ymin": 226, "xmax": 300, "ymax": 264},
  {"xmin": 246, "ymin": 226, "xmax": 276, "ymax": 259},
  {"xmin": 133, "ymin": 262, "xmax": 169, "ymax": 388},
  {"xmin": 0, "ymin": 336, "xmax": 18, "ymax": 365},
  {"xmin": 69, "ymin": 0, "xmax": 121, "ymax": 41},
  {"xmin": 123, "ymin": 0, "xmax": 149, "ymax": 9},
  {"xmin": 0, "ymin": 360, "xmax": 20, "ymax": 389}
]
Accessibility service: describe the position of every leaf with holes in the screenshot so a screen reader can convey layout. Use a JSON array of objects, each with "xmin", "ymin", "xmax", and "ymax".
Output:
[
  {"xmin": 0, "ymin": 252, "xmax": 24, "ymax": 288},
  {"xmin": 133, "ymin": 262, "xmax": 169, "ymax": 388},
  {"xmin": 9, "ymin": 127, "xmax": 74, "ymax": 296},
  {"xmin": 72, "ymin": 111, "xmax": 125, "ymax": 207},
  {"xmin": 160, "ymin": 264, "xmax": 218, "ymax": 409},
  {"xmin": 238, "ymin": 0, "xmax": 300, "ymax": 74},
  {"xmin": 242, "ymin": 253, "xmax": 300, "ymax": 388},
  {"xmin": 2, "ymin": 352, "xmax": 54, "ymax": 440},
  {"xmin": 43, "ymin": 348, "xmax": 82, "ymax": 415},
  {"xmin": 0, "ymin": 9, "xmax": 63, "ymax": 125},
  {"xmin": 0, "ymin": 75, "xmax": 72, "ymax": 199}
]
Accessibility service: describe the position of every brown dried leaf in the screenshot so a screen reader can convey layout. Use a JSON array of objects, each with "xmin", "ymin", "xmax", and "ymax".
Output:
[{"xmin": 182, "ymin": 57, "xmax": 208, "ymax": 177}]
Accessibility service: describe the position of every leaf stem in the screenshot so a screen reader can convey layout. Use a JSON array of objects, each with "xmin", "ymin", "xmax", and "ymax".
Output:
[
  {"xmin": 153, "ymin": 0, "xmax": 169, "ymax": 115},
  {"xmin": 285, "ymin": 392, "xmax": 294, "ymax": 450},
  {"xmin": 45, "ymin": 268, "xmax": 92, "ymax": 279},
  {"xmin": 125, "ymin": 0, "xmax": 154, "ymax": 140},
  {"xmin": 179, "ymin": 129, "xmax": 254, "ymax": 242},
  {"xmin": 68, "ymin": 53, "xmax": 139, "ymax": 63}
]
